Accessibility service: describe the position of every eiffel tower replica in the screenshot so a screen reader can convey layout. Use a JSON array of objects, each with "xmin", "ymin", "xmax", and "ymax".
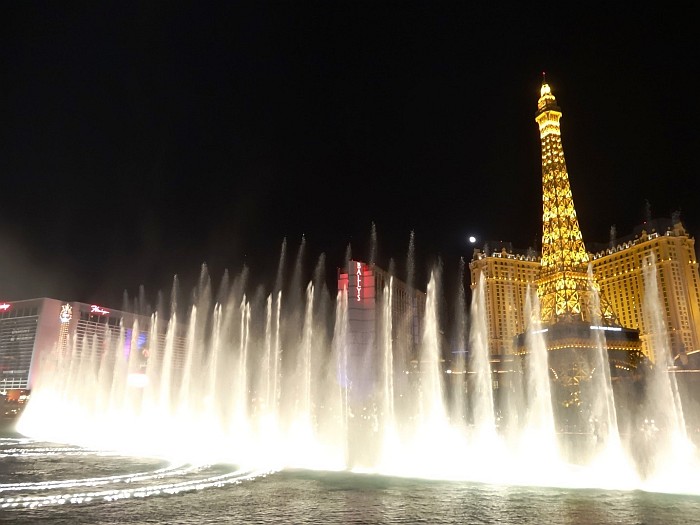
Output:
[{"xmin": 516, "ymin": 76, "xmax": 645, "ymax": 416}]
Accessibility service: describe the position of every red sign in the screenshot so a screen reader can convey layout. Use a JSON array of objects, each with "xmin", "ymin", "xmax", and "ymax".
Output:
[{"xmin": 0, "ymin": 303, "xmax": 11, "ymax": 311}]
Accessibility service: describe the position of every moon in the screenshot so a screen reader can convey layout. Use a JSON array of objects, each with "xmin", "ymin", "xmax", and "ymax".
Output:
[{"xmin": 468, "ymin": 236, "xmax": 477, "ymax": 244}]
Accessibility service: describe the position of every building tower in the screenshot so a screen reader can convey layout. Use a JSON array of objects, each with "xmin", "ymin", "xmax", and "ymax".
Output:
[
  {"xmin": 535, "ymin": 75, "xmax": 617, "ymax": 326},
  {"xmin": 470, "ymin": 77, "xmax": 698, "ymax": 422},
  {"xmin": 516, "ymin": 76, "xmax": 644, "ymax": 416}
]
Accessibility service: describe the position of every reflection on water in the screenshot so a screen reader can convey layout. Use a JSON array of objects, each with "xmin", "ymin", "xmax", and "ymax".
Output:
[{"xmin": 1, "ymin": 435, "xmax": 699, "ymax": 525}]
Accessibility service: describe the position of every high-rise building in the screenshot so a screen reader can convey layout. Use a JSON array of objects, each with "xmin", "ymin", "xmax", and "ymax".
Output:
[
  {"xmin": 337, "ymin": 260, "xmax": 427, "ymax": 464},
  {"xmin": 0, "ymin": 298, "xmax": 64, "ymax": 391},
  {"xmin": 337, "ymin": 261, "xmax": 425, "ymax": 397},
  {"xmin": 590, "ymin": 219, "xmax": 700, "ymax": 364},
  {"xmin": 470, "ymin": 219, "xmax": 700, "ymax": 364},
  {"xmin": 469, "ymin": 79, "xmax": 700, "ymax": 368},
  {"xmin": 468, "ymin": 243, "xmax": 539, "ymax": 355},
  {"xmin": 0, "ymin": 298, "xmax": 187, "ymax": 394}
]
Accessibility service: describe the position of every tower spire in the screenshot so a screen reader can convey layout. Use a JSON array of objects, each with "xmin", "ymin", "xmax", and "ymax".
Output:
[{"xmin": 535, "ymin": 78, "xmax": 618, "ymax": 325}]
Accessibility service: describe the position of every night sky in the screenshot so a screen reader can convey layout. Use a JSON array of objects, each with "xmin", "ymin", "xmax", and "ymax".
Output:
[{"xmin": 1, "ymin": 3, "xmax": 698, "ymax": 309}]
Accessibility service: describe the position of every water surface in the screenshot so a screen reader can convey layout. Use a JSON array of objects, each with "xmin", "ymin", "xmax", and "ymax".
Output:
[{"xmin": 1, "ymin": 434, "xmax": 698, "ymax": 525}]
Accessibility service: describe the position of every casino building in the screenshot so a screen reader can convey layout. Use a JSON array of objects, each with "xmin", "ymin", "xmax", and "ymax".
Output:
[
  {"xmin": 337, "ymin": 261, "xmax": 426, "ymax": 398},
  {"xmin": 469, "ymin": 78, "xmax": 700, "ymax": 369},
  {"xmin": 0, "ymin": 298, "xmax": 63, "ymax": 392},
  {"xmin": 589, "ymin": 219, "xmax": 700, "ymax": 365},
  {"xmin": 0, "ymin": 298, "xmax": 187, "ymax": 395},
  {"xmin": 470, "ymin": 219, "xmax": 700, "ymax": 365}
]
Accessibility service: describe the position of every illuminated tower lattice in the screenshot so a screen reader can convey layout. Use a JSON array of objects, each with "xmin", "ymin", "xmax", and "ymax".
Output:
[{"xmin": 535, "ymin": 77, "xmax": 618, "ymax": 326}]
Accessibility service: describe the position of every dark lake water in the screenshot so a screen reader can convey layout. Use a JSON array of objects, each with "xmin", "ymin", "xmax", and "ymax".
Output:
[{"xmin": 2, "ymin": 429, "xmax": 700, "ymax": 525}]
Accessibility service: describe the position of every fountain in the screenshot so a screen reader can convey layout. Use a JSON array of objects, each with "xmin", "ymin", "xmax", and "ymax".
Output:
[{"xmin": 15, "ymin": 240, "xmax": 700, "ymax": 494}]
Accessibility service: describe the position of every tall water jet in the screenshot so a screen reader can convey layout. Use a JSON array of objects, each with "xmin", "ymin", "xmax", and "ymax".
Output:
[
  {"xmin": 271, "ymin": 291, "xmax": 282, "ymax": 418},
  {"xmin": 395, "ymin": 267, "xmax": 453, "ymax": 477},
  {"xmin": 156, "ymin": 277, "xmax": 180, "ymax": 417},
  {"xmin": 520, "ymin": 285, "xmax": 557, "ymax": 462},
  {"xmin": 378, "ymin": 277, "xmax": 401, "ymax": 467},
  {"xmin": 580, "ymin": 265, "xmax": 638, "ymax": 488},
  {"xmin": 640, "ymin": 254, "xmax": 695, "ymax": 487},
  {"xmin": 332, "ymin": 288, "xmax": 350, "ymax": 462},
  {"xmin": 178, "ymin": 306, "xmax": 200, "ymax": 416},
  {"xmin": 381, "ymin": 279, "xmax": 395, "ymax": 425},
  {"xmin": 142, "ymin": 311, "xmax": 161, "ymax": 414},
  {"xmin": 229, "ymin": 297, "xmax": 251, "ymax": 451},
  {"xmin": 393, "ymin": 232, "xmax": 417, "ymax": 429},
  {"xmin": 449, "ymin": 258, "xmax": 467, "ymax": 430},
  {"xmin": 266, "ymin": 239, "xmax": 286, "ymax": 428},
  {"xmin": 586, "ymin": 264, "xmax": 620, "ymax": 443},
  {"xmin": 262, "ymin": 295, "xmax": 274, "ymax": 414},
  {"xmin": 202, "ymin": 304, "xmax": 223, "ymax": 433},
  {"xmin": 157, "ymin": 308, "xmax": 178, "ymax": 417},
  {"xmin": 107, "ymin": 325, "xmax": 128, "ymax": 419},
  {"xmin": 417, "ymin": 271, "xmax": 446, "ymax": 426},
  {"xmin": 299, "ymin": 283, "xmax": 315, "ymax": 420},
  {"xmin": 94, "ymin": 331, "xmax": 114, "ymax": 423},
  {"xmin": 468, "ymin": 273, "xmax": 496, "ymax": 441}
]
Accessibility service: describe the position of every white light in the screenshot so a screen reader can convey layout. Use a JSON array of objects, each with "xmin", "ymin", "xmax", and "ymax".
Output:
[
  {"xmin": 590, "ymin": 325, "xmax": 622, "ymax": 332},
  {"xmin": 90, "ymin": 305, "xmax": 109, "ymax": 315},
  {"xmin": 59, "ymin": 303, "xmax": 72, "ymax": 323},
  {"xmin": 468, "ymin": 236, "xmax": 477, "ymax": 244},
  {"xmin": 127, "ymin": 373, "xmax": 148, "ymax": 388}
]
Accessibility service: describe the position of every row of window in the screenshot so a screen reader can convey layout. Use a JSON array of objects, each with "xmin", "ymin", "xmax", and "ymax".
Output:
[{"xmin": 0, "ymin": 307, "xmax": 39, "ymax": 319}]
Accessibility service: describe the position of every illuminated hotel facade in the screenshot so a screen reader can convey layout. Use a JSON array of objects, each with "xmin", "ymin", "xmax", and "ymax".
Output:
[
  {"xmin": 590, "ymin": 218, "xmax": 700, "ymax": 364},
  {"xmin": 336, "ymin": 260, "xmax": 426, "ymax": 462},
  {"xmin": 0, "ymin": 298, "xmax": 64, "ymax": 391},
  {"xmin": 468, "ymin": 243, "xmax": 540, "ymax": 356},
  {"xmin": 337, "ymin": 261, "xmax": 426, "ymax": 398},
  {"xmin": 469, "ymin": 79, "xmax": 700, "ymax": 367},
  {"xmin": 0, "ymin": 298, "xmax": 187, "ymax": 393},
  {"xmin": 470, "ymin": 220, "xmax": 700, "ymax": 363}
]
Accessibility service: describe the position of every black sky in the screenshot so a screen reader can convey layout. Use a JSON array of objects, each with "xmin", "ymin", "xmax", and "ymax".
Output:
[{"xmin": 1, "ymin": 2, "xmax": 698, "ymax": 308}]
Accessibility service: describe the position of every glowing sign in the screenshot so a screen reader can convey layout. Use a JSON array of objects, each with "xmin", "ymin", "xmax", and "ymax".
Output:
[
  {"xmin": 0, "ymin": 303, "xmax": 11, "ymax": 311},
  {"xmin": 356, "ymin": 262, "xmax": 362, "ymax": 301},
  {"xmin": 90, "ymin": 305, "xmax": 109, "ymax": 315},
  {"xmin": 590, "ymin": 325, "xmax": 622, "ymax": 332},
  {"xmin": 59, "ymin": 303, "xmax": 72, "ymax": 323}
]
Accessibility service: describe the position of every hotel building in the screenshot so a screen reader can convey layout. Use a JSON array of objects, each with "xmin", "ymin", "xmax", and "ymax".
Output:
[
  {"xmin": 590, "ymin": 218, "xmax": 700, "ymax": 364},
  {"xmin": 469, "ymin": 79, "xmax": 700, "ymax": 366},
  {"xmin": 337, "ymin": 261, "xmax": 426, "ymax": 398},
  {"xmin": 0, "ymin": 298, "xmax": 187, "ymax": 394},
  {"xmin": 468, "ymin": 243, "xmax": 540, "ymax": 356},
  {"xmin": 470, "ymin": 220, "xmax": 700, "ymax": 362},
  {"xmin": 0, "ymin": 298, "xmax": 63, "ymax": 391}
]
